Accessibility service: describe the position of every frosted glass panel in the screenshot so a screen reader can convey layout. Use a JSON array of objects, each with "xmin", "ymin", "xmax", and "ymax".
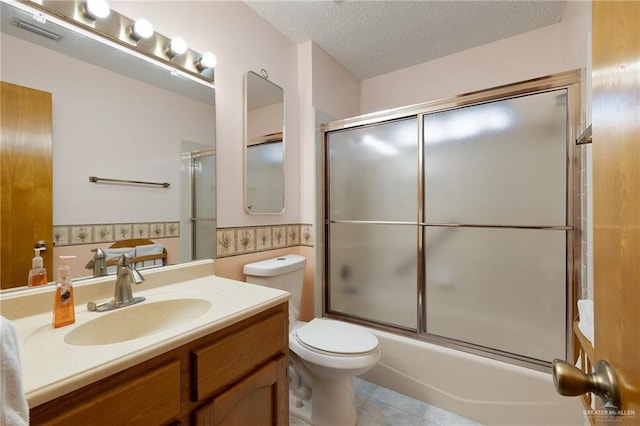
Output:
[
  {"xmin": 194, "ymin": 154, "xmax": 216, "ymax": 220},
  {"xmin": 193, "ymin": 153, "xmax": 216, "ymax": 260},
  {"xmin": 425, "ymin": 227, "xmax": 566, "ymax": 362},
  {"xmin": 328, "ymin": 118, "xmax": 418, "ymax": 222},
  {"xmin": 329, "ymin": 223, "xmax": 417, "ymax": 329},
  {"xmin": 424, "ymin": 90, "xmax": 567, "ymax": 226},
  {"xmin": 194, "ymin": 219, "xmax": 216, "ymax": 260}
]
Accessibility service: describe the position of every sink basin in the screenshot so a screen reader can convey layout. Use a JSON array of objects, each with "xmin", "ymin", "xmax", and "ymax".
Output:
[{"xmin": 64, "ymin": 298, "xmax": 212, "ymax": 346}]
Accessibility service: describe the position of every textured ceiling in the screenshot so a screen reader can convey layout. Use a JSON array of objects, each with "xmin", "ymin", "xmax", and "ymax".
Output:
[{"xmin": 244, "ymin": 0, "xmax": 567, "ymax": 80}]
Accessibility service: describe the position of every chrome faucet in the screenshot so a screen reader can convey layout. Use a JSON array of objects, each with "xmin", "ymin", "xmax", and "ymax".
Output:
[
  {"xmin": 91, "ymin": 248, "xmax": 107, "ymax": 277},
  {"xmin": 88, "ymin": 254, "xmax": 145, "ymax": 312},
  {"xmin": 114, "ymin": 254, "xmax": 145, "ymax": 304}
]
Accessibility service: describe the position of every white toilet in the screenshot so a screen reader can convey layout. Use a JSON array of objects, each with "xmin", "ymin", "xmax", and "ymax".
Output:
[{"xmin": 244, "ymin": 255, "xmax": 380, "ymax": 426}]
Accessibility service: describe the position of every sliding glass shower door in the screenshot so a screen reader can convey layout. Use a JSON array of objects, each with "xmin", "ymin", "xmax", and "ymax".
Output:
[
  {"xmin": 422, "ymin": 90, "xmax": 569, "ymax": 361},
  {"xmin": 324, "ymin": 71, "xmax": 580, "ymax": 367},
  {"xmin": 327, "ymin": 118, "xmax": 418, "ymax": 329},
  {"xmin": 191, "ymin": 148, "xmax": 216, "ymax": 260}
]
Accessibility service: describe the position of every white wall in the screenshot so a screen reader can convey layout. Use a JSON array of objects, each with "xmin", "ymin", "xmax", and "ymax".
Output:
[
  {"xmin": 310, "ymin": 42, "xmax": 361, "ymax": 121},
  {"xmin": 114, "ymin": 1, "xmax": 300, "ymax": 228},
  {"xmin": 297, "ymin": 41, "xmax": 317, "ymax": 225},
  {"xmin": 560, "ymin": 1, "xmax": 592, "ymax": 73},
  {"xmin": 297, "ymin": 41, "xmax": 361, "ymax": 224}
]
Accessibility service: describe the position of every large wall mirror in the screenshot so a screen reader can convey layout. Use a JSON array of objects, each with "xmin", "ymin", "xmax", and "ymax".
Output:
[
  {"xmin": 244, "ymin": 70, "xmax": 284, "ymax": 214},
  {"xmin": 0, "ymin": 0, "xmax": 216, "ymax": 291}
]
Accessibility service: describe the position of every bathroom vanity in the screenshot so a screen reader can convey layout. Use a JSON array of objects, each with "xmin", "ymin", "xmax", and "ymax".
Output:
[
  {"xmin": 30, "ymin": 303, "xmax": 288, "ymax": 425},
  {"xmin": 0, "ymin": 260, "xmax": 290, "ymax": 425}
]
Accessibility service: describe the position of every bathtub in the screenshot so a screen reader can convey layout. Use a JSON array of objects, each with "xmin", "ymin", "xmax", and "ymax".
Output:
[{"xmin": 357, "ymin": 326, "xmax": 585, "ymax": 425}]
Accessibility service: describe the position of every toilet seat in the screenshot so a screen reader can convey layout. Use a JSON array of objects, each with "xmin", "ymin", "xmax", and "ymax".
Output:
[
  {"xmin": 296, "ymin": 318, "xmax": 378, "ymax": 355},
  {"xmin": 290, "ymin": 319, "xmax": 380, "ymax": 372}
]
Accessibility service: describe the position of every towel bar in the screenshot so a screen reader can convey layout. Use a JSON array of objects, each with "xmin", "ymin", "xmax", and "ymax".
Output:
[{"xmin": 89, "ymin": 176, "xmax": 170, "ymax": 188}]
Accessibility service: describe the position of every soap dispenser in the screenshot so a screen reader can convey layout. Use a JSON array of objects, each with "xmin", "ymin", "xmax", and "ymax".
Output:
[
  {"xmin": 27, "ymin": 248, "xmax": 47, "ymax": 287},
  {"xmin": 53, "ymin": 255, "xmax": 76, "ymax": 328}
]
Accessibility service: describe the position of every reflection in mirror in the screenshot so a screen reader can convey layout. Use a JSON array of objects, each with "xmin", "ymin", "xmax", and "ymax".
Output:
[
  {"xmin": 244, "ymin": 70, "xmax": 284, "ymax": 214},
  {"xmin": 180, "ymin": 143, "xmax": 216, "ymax": 262},
  {"xmin": 0, "ymin": 1, "xmax": 216, "ymax": 291}
]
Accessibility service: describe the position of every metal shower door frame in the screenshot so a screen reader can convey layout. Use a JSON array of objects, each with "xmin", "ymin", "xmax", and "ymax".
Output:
[{"xmin": 321, "ymin": 70, "xmax": 582, "ymax": 371}]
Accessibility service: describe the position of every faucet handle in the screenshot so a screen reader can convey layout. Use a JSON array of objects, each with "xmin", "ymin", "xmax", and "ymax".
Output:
[
  {"xmin": 91, "ymin": 248, "xmax": 106, "ymax": 258},
  {"xmin": 117, "ymin": 253, "xmax": 145, "ymax": 284},
  {"xmin": 117, "ymin": 253, "xmax": 133, "ymax": 267}
]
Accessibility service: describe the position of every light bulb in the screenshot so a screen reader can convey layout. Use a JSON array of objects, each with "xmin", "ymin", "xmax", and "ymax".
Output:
[
  {"xmin": 167, "ymin": 37, "xmax": 187, "ymax": 57},
  {"xmin": 83, "ymin": 0, "xmax": 110, "ymax": 20},
  {"xmin": 196, "ymin": 52, "xmax": 217, "ymax": 71},
  {"xmin": 130, "ymin": 18, "xmax": 154, "ymax": 41}
]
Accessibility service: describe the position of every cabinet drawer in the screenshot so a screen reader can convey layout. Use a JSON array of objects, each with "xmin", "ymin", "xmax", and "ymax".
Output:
[
  {"xmin": 191, "ymin": 310, "xmax": 287, "ymax": 401},
  {"xmin": 32, "ymin": 360, "xmax": 181, "ymax": 426}
]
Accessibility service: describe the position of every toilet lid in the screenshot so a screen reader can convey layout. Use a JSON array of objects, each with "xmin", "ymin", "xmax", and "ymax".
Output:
[{"xmin": 296, "ymin": 319, "xmax": 378, "ymax": 354}]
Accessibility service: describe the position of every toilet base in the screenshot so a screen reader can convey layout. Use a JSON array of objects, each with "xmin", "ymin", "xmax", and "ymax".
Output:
[
  {"xmin": 289, "ymin": 376, "xmax": 357, "ymax": 426},
  {"xmin": 289, "ymin": 391, "xmax": 312, "ymax": 424}
]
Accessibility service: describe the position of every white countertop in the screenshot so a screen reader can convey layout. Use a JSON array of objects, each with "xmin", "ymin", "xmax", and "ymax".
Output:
[{"xmin": 2, "ymin": 260, "xmax": 289, "ymax": 408}]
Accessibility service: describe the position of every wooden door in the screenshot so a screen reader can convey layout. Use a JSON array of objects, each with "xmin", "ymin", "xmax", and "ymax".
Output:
[
  {"xmin": 592, "ymin": 0, "xmax": 640, "ymax": 420},
  {"xmin": 0, "ymin": 81, "xmax": 53, "ymax": 288}
]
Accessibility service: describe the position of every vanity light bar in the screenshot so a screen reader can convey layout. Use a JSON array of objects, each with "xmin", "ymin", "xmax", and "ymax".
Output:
[{"xmin": 16, "ymin": 0, "xmax": 215, "ymax": 84}]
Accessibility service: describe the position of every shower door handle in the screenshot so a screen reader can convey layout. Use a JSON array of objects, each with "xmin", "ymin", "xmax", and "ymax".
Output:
[{"xmin": 552, "ymin": 359, "xmax": 621, "ymax": 409}]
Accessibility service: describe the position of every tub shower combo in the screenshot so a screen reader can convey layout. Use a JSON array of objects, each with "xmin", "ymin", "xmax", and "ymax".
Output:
[{"xmin": 321, "ymin": 71, "xmax": 584, "ymax": 423}]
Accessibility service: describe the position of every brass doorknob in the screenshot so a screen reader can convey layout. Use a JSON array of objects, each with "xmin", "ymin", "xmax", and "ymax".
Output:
[{"xmin": 552, "ymin": 359, "xmax": 621, "ymax": 409}]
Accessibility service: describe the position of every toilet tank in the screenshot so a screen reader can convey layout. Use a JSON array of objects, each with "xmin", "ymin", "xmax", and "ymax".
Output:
[{"xmin": 244, "ymin": 255, "xmax": 306, "ymax": 327}]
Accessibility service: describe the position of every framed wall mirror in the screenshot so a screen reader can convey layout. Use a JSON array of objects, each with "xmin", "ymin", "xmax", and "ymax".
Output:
[
  {"xmin": 0, "ymin": 0, "xmax": 216, "ymax": 290},
  {"xmin": 244, "ymin": 70, "xmax": 284, "ymax": 214}
]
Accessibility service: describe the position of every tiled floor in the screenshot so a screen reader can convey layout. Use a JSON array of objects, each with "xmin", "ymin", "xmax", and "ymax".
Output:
[{"xmin": 290, "ymin": 377, "xmax": 482, "ymax": 426}]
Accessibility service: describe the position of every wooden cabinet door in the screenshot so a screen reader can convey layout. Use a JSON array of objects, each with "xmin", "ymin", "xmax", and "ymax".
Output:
[
  {"xmin": 0, "ymin": 81, "xmax": 53, "ymax": 289},
  {"xmin": 592, "ymin": 0, "xmax": 640, "ymax": 419},
  {"xmin": 193, "ymin": 355, "xmax": 288, "ymax": 426}
]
